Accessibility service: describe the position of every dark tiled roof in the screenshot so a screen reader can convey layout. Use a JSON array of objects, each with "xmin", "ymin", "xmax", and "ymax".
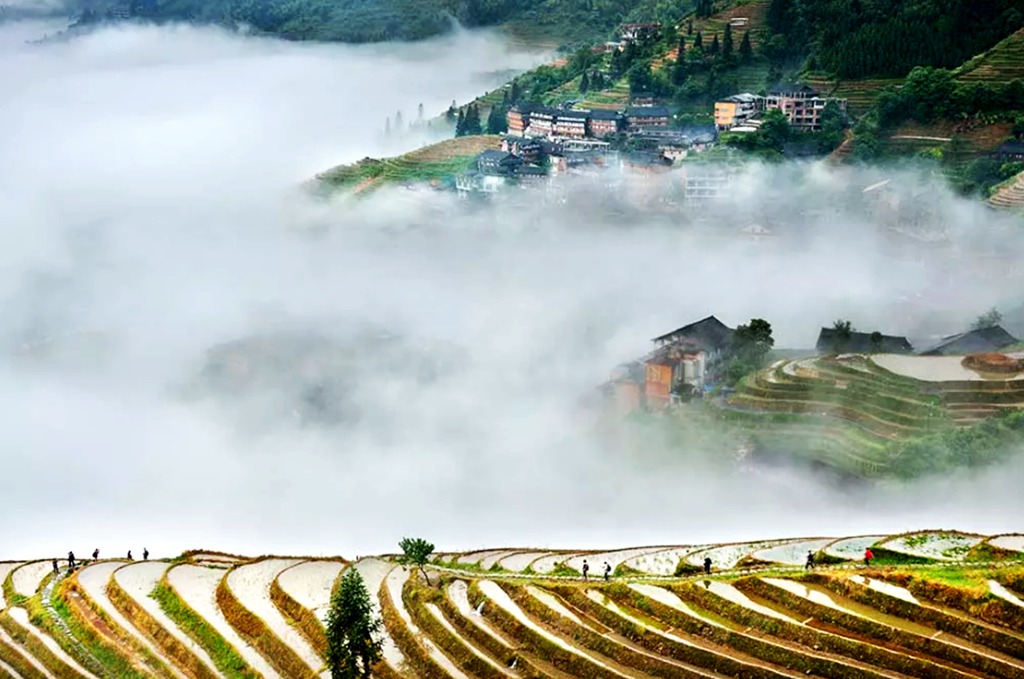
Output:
[
  {"xmin": 816, "ymin": 328, "xmax": 913, "ymax": 354},
  {"xmin": 919, "ymin": 325, "xmax": 1018, "ymax": 356},
  {"xmin": 587, "ymin": 109, "xmax": 623, "ymax": 120},
  {"xmin": 558, "ymin": 110, "xmax": 589, "ymax": 121},
  {"xmin": 768, "ymin": 82, "xmax": 819, "ymax": 96},
  {"xmin": 652, "ymin": 315, "xmax": 734, "ymax": 349},
  {"xmin": 509, "ymin": 103, "xmax": 541, "ymax": 114},
  {"xmin": 626, "ymin": 106, "xmax": 671, "ymax": 117}
]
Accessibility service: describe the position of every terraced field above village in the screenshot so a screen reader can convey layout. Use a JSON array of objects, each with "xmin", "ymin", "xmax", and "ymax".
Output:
[
  {"xmin": 3, "ymin": 531, "xmax": 1024, "ymax": 677},
  {"xmin": 315, "ymin": 136, "xmax": 503, "ymax": 195},
  {"xmin": 721, "ymin": 354, "xmax": 1024, "ymax": 478}
]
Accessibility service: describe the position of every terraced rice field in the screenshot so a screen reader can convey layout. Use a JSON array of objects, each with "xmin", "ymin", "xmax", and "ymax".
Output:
[
  {"xmin": 989, "ymin": 169, "xmax": 1024, "ymax": 212},
  {"xmin": 825, "ymin": 535, "xmax": 886, "ymax": 560},
  {"xmin": 3, "ymin": 531, "xmax": 1023, "ymax": 677},
  {"xmin": 990, "ymin": 535, "xmax": 1024, "ymax": 553},
  {"xmin": 879, "ymin": 531, "xmax": 984, "ymax": 561},
  {"xmin": 725, "ymin": 353, "xmax": 1024, "ymax": 478},
  {"xmin": 956, "ymin": 28, "xmax": 1024, "ymax": 83},
  {"xmin": 316, "ymin": 135, "xmax": 503, "ymax": 194}
]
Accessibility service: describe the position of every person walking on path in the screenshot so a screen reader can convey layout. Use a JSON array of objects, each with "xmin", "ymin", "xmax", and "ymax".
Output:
[
  {"xmin": 703, "ymin": 556, "xmax": 712, "ymax": 575},
  {"xmin": 604, "ymin": 562, "xmax": 611, "ymax": 581},
  {"xmin": 68, "ymin": 551, "xmax": 75, "ymax": 569},
  {"xmin": 864, "ymin": 547, "xmax": 874, "ymax": 567},
  {"xmin": 127, "ymin": 550, "xmax": 133, "ymax": 561},
  {"xmin": 52, "ymin": 559, "xmax": 59, "ymax": 576},
  {"xmin": 92, "ymin": 549, "xmax": 99, "ymax": 560},
  {"xmin": 805, "ymin": 551, "xmax": 815, "ymax": 570},
  {"xmin": 143, "ymin": 548, "xmax": 149, "ymax": 561},
  {"xmin": 582, "ymin": 560, "xmax": 590, "ymax": 580}
]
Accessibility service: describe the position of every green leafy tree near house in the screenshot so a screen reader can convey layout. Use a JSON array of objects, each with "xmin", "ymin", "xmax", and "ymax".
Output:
[
  {"xmin": 725, "ymin": 318, "xmax": 775, "ymax": 385},
  {"xmin": 758, "ymin": 108, "xmax": 791, "ymax": 149},
  {"xmin": 325, "ymin": 569, "xmax": 383, "ymax": 678},
  {"xmin": 398, "ymin": 537, "xmax": 435, "ymax": 585},
  {"xmin": 817, "ymin": 100, "xmax": 846, "ymax": 153},
  {"xmin": 973, "ymin": 308, "xmax": 1003, "ymax": 330}
]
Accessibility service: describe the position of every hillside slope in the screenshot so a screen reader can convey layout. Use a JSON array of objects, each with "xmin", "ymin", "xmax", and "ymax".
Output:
[
  {"xmin": 956, "ymin": 27, "xmax": 1024, "ymax": 83},
  {"xmin": 315, "ymin": 135, "xmax": 501, "ymax": 195},
  {"xmin": 3, "ymin": 532, "xmax": 1023, "ymax": 677},
  {"xmin": 989, "ymin": 169, "xmax": 1024, "ymax": 211},
  {"xmin": 60, "ymin": 0, "xmax": 698, "ymax": 45},
  {"xmin": 724, "ymin": 353, "xmax": 1024, "ymax": 479}
]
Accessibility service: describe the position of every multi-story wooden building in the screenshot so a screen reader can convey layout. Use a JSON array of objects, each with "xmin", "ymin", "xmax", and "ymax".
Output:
[
  {"xmin": 527, "ymin": 108, "xmax": 556, "ymax": 137},
  {"xmin": 626, "ymin": 106, "xmax": 671, "ymax": 129},
  {"xmin": 764, "ymin": 84, "xmax": 847, "ymax": 131},
  {"xmin": 552, "ymin": 110, "xmax": 588, "ymax": 138},
  {"xmin": 714, "ymin": 93, "xmax": 762, "ymax": 129},
  {"xmin": 586, "ymin": 109, "xmax": 623, "ymax": 137},
  {"xmin": 506, "ymin": 104, "xmax": 538, "ymax": 137}
]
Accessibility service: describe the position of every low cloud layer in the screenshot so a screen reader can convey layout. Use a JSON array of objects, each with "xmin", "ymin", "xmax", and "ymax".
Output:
[{"xmin": 1, "ymin": 22, "xmax": 1022, "ymax": 560}]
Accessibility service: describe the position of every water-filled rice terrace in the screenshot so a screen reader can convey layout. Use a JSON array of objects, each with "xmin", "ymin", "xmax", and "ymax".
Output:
[
  {"xmin": 722, "ymin": 353, "xmax": 1024, "ymax": 478},
  {"xmin": 3, "ymin": 530, "xmax": 1024, "ymax": 677}
]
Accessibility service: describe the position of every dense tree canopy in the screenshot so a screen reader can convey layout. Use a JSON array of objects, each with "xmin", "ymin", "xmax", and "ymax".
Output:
[{"xmin": 765, "ymin": 0, "xmax": 1024, "ymax": 78}]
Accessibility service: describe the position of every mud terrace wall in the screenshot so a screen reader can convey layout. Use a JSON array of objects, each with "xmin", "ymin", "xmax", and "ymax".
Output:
[{"xmin": 0, "ymin": 531, "xmax": 1022, "ymax": 678}]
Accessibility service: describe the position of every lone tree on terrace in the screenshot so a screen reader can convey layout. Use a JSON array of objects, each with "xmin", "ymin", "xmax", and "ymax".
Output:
[
  {"xmin": 398, "ymin": 537, "xmax": 435, "ymax": 585},
  {"xmin": 325, "ymin": 569, "xmax": 382, "ymax": 678},
  {"xmin": 831, "ymin": 319, "xmax": 854, "ymax": 352}
]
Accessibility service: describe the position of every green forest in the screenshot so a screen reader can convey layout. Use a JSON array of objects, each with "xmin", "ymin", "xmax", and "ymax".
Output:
[
  {"xmin": 68, "ymin": 0, "xmax": 698, "ymax": 44},
  {"xmin": 765, "ymin": 0, "xmax": 1024, "ymax": 78}
]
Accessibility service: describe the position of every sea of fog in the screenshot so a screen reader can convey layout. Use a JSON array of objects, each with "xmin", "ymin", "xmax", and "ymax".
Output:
[{"xmin": 1, "ymin": 20, "xmax": 1022, "ymax": 560}]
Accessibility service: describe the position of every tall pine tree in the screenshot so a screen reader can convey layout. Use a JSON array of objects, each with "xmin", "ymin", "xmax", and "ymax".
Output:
[
  {"xmin": 486, "ymin": 106, "xmax": 507, "ymax": 134},
  {"xmin": 709, "ymin": 34, "xmax": 720, "ymax": 56},
  {"xmin": 723, "ymin": 23, "xmax": 734, "ymax": 59},
  {"xmin": 464, "ymin": 104, "xmax": 482, "ymax": 135},
  {"xmin": 672, "ymin": 36, "xmax": 688, "ymax": 86},
  {"xmin": 579, "ymin": 71, "xmax": 590, "ymax": 93},
  {"xmin": 325, "ymin": 569, "xmax": 383, "ymax": 678},
  {"xmin": 694, "ymin": 31, "xmax": 703, "ymax": 51},
  {"xmin": 455, "ymin": 109, "xmax": 466, "ymax": 136},
  {"xmin": 739, "ymin": 31, "xmax": 753, "ymax": 62}
]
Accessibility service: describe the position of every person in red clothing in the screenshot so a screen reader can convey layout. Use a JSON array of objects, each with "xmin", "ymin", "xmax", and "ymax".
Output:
[{"xmin": 864, "ymin": 547, "xmax": 874, "ymax": 566}]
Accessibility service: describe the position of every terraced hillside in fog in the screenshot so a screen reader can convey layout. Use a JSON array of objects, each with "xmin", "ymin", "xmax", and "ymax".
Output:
[
  {"xmin": 3, "ymin": 531, "xmax": 1024, "ymax": 677},
  {"xmin": 722, "ymin": 353, "xmax": 1024, "ymax": 479}
]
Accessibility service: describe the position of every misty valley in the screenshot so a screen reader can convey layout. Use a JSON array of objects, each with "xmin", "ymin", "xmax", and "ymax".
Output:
[{"xmin": 1, "ymin": 4, "xmax": 1024, "ymax": 677}]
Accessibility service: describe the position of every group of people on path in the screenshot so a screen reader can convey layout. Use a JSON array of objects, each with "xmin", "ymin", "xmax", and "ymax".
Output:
[
  {"xmin": 56, "ymin": 548, "xmax": 150, "ymax": 575},
  {"xmin": 581, "ymin": 559, "xmax": 613, "ymax": 581},
  {"xmin": 577, "ymin": 546, "xmax": 877, "ymax": 582},
  {"xmin": 580, "ymin": 556, "xmax": 716, "ymax": 579}
]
